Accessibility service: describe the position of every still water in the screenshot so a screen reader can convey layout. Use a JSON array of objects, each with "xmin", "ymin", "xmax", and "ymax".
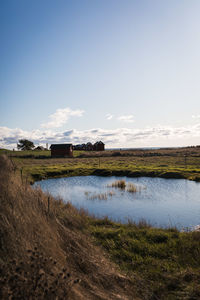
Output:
[{"xmin": 34, "ymin": 176, "xmax": 200, "ymax": 230}]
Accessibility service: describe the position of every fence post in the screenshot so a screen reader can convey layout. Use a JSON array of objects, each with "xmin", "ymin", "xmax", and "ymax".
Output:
[
  {"xmin": 48, "ymin": 196, "xmax": 50, "ymax": 215},
  {"xmin": 21, "ymin": 168, "xmax": 23, "ymax": 184},
  {"xmin": 26, "ymin": 176, "xmax": 28, "ymax": 190},
  {"xmin": 184, "ymin": 155, "xmax": 187, "ymax": 169}
]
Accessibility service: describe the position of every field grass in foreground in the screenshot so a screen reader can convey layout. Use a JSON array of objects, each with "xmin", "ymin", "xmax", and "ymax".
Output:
[{"xmin": 89, "ymin": 218, "xmax": 200, "ymax": 299}]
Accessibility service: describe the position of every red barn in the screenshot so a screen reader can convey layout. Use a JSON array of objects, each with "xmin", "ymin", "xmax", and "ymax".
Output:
[{"xmin": 50, "ymin": 144, "xmax": 73, "ymax": 158}]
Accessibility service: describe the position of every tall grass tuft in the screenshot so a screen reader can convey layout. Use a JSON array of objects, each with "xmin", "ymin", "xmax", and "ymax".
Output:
[
  {"xmin": 109, "ymin": 180, "xmax": 126, "ymax": 189},
  {"xmin": 126, "ymin": 183, "xmax": 142, "ymax": 193},
  {"xmin": 85, "ymin": 191, "xmax": 115, "ymax": 200},
  {"xmin": 108, "ymin": 180, "xmax": 142, "ymax": 193}
]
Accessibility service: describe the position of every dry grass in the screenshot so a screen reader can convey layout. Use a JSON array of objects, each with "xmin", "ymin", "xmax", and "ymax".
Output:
[
  {"xmin": 0, "ymin": 155, "xmax": 140, "ymax": 300},
  {"xmin": 108, "ymin": 180, "xmax": 142, "ymax": 193},
  {"xmin": 109, "ymin": 180, "xmax": 126, "ymax": 189},
  {"xmin": 85, "ymin": 191, "xmax": 115, "ymax": 201},
  {"xmin": 0, "ymin": 248, "xmax": 80, "ymax": 299},
  {"xmin": 126, "ymin": 183, "xmax": 143, "ymax": 193},
  {"xmin": 126, "ymin": 183, "xmax": 138, "ymax": 193}
]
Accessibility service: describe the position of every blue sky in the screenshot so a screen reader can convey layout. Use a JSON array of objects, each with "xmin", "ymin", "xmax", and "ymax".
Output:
[{"xmin": 1, "ymin": 0, "xmax": 200, "ymax": 149}]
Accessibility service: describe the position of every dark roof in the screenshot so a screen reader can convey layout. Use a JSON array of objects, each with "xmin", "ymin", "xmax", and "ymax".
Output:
[
  {"xmin": 34, "ymin": 146, "xmax": 45, "ymax": 150},
  {"xmin": 50, "ymin": 144, "xmax": 72, "ymax": 150},
  {"xmin": 94, "ymin": 141, "xmax": 105, "ymax": 145}
]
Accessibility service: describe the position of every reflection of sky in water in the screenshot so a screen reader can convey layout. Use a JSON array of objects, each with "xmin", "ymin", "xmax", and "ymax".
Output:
[{"xmin": 34, "ymin": 176, "xmax": 200, "ymax": 230}]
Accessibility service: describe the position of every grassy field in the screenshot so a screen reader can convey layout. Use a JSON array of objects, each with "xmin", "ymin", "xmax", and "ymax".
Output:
[
  {"xmin": 1, "ymin": 153, "xmax": 200, "ymax": 299},
  {"xmin": 89, "ymin": 218, "xmax": 200, "ymax": 299},
  {"xmin": 2, "ymin": 147, "xmax": 200, "ymax": 182}
]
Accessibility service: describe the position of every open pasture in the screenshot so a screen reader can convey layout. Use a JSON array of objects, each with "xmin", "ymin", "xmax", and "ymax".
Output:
[{"xmin": 3, "ymin": 147, "xmax": 200, "ymax": 182}]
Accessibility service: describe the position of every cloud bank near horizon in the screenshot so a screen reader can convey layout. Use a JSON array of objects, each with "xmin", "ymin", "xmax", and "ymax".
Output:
[{"xmin": 1, "ymin": 123, "xmax": 200, "ymax": 150}]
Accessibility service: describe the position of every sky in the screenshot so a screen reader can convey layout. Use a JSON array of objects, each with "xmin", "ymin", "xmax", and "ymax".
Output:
[{"xmin": 1, "ymin": 0, "xmax": 200, "ymax": 149}]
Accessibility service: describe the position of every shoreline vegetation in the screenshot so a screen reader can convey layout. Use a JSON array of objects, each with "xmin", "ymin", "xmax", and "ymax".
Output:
[
  {"xmin": 1, "ymin": 148, "xmax": 200, "ymax": 298},
  {"xmin": 1, "ymin": 146, "xmax": 200, "ymax": 183}
]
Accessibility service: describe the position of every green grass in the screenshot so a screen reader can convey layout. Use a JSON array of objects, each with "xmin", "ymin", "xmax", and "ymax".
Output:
[
  {"xmin": 0, "ymin": 148, "xmax": 51, "ymax": 157},
  {"xmin": 89, "ymin": 218, "xmax": 200, "ymax": 299},
  {"xmin": 0, "ymin": 149, "xmax": 84, "ymax": 158},
  {"xmin": 2, "ymin": 147, "xmax": 200, "ymax": 182}
]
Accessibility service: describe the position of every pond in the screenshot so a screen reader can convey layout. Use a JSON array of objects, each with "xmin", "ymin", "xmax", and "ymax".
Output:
[{"xmin": 34, "ymin": 176, "xmax": 200, "ymax": 230}]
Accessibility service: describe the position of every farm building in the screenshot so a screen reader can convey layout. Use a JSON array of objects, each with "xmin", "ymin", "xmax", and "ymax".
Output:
[
  {"xmin": 73, "ymin": 141, "xmax": 105, "ymax": 151},
  {"xmin": 93, "ymin": 141, "xmax": 105, "ymax": 151},
  {"xmin": 34, "ymin": 146, "xmax": 45, "ymax": 151},
  {"xmin": 50, "ymin": 144, "xmax": 73, "ymax": 158},
  {"xmin": 86, "ymin": 142, "xmax": 93, "ymax": 151}
]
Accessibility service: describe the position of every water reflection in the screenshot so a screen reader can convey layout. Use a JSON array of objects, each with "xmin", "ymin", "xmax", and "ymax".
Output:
[{"xmin": 34, "ymin": 176, "xmax": 200, "ymax": 230}]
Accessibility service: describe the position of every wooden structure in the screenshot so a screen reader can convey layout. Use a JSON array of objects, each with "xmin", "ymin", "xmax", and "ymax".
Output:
[
  {"xmin": 93, "ymin": 141, "xmax": 105, "ymax": 151},
  {"xmin": 86, "ymin": 142, "xmax": 93, "ymax": 151},
  {"xmin": 73, "ymin": 141, "xmax": 105, "ymax": 151},
  {"xmin": 50, "ymin": 144, "xmax": 73, "ymax": 158},
  {"xmin": 34, "ymin": 146, "xmax": 45, "ymax": 151}
]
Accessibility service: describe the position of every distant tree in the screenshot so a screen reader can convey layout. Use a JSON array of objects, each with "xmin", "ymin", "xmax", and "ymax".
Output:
[{"xmin": 17, "ymin": 139, "xmax": 35, "ymax": 151}]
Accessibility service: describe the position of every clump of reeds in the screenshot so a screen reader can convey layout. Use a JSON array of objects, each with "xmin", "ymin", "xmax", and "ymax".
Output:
[
  {"xmin": 89, "ymin": 193, "xmax": 108, "ymax": 200},
  {"xmin": 126, "ymin": 183, "xmax": 137, "ymax": 193},
  {"xmin": 85, "ymin": 191, "xmax": 115, "ymax": 201},
  {"xmin": 108, "ymin": 191, "xmax": 115, "ymax": 197},
  {"xmin": 108, "ymin": 180, "xmax": 143, "ymax": 193},
  {"xmin": 108, "ymin": 180, "xmax": 126, "ymax": 189},
  {"xmin": 84, "ymin": 191, "xmax": 91, "ymax": 197},
  {"xmin": 0, "ymin": 247, "xmax": 80, "ymax": 300},
  {"xmin": 126, "ymin": 183, "xmax": 142, "ymax": 193}
]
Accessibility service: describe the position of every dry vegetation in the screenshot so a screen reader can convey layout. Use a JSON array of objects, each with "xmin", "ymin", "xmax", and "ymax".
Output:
[
  {"xmin": 1, "ymin": 152, "xmax": 200, "ymax": 299},
  {"xmin": 84, "ymin": 191, "xmax": 115, "ymax": 201},
  {"xmin": 0, "ymin": 155, "xmax": 140, "ymax": 300},
  {"xmin": 109, "ymin": 180, "xmax": 126, "ymax": 189},
  {"xmin": 108, "ymin": 180, "xmax": 142, "ymax": 193},
  {"xmin": 126, "ymin": 183, "xmax": 140, "ymax": 193}
]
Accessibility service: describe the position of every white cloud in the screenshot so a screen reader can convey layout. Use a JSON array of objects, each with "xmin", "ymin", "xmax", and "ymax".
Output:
[
  {"xmin": 118, "ymin": 115, "xmax": 134, "ymax": 123},
  {"xmin": 2, "ymin": 123, "xmax": 200, "ymax": 150},
  {"xmin": 106, "ymin": 114, "xmax": 113, "ymax": 120},
  {"xmin": 41, "ymin": 107, "xmax": 84, "ymax": 129},
  {"xmin": 192, "ymin": 115, "xmax": 200, "ymax": 119}
]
